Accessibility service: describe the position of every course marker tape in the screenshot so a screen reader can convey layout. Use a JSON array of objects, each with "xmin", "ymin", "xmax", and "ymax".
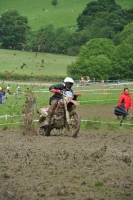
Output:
[
  {"xmin": 81, "ymin": 119, "xmax": 133, "ymax": 126},
  {"xmin": 0, "ymin": 114, "xmax": 22, "ymax": 119},
  {"xmin": 78, "ymin": 99, "xmax": 117, "ymax": 102},
  {"xmin": 0, "ymin": 119, "xmax": 133, "ymax": 126},
  {"xmin": 0, "ymin": 119, "xmax": 38, "ymax": 126}
]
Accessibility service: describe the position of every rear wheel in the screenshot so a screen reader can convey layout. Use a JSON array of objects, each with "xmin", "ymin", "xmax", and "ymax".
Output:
[
  {"xmin": 66, "ymin": 111, "xmax": 81, "ymax": 137},
  {"xmin": 37, "ymin": 116, "xmax": 51, "ymax": 136}
]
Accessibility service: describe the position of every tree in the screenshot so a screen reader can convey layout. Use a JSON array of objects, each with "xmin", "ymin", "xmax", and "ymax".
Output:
[
  {"xmin": 105, "ymin": 9, "xmax": 132, "ymax": 33},
  {"xmin": 112, "ymin": 43, "xmax": 133, "ymax": 79},
  {"xmin": 76, "ymin": 0, "xmax": 133, "ymax": 45},
  {"xmin": 55, "ymin": 27, "xmax": 71, "ymax": 54},
  {"xmin": 32, "ymin": 24, "xmax": 56, "ymax": 53},
  {"xmin": 67, "ymin": 38, "xmax": 115, "ymax": 80},
  {"xmin": 79, "ymin": 38, "xmax": 115, "ymax": 60},
  {"xmin": 52, "ymin": 0, "xmax": 58, "ymax": 6},
  {"xmin": 88, "ymin": 18, "xmax": 115, "ymax": 39},
  {"xmin": 67, "ymin": 29, "xmax": 91, "ymax": 56},
  {"xmin": 29, "ymin": 25, "xmax": 72, "ymax": 54},
  {"xmin": 0, "ymin": 10, "xmax": 30, "ymax": 49},
  {"xmin": 117, "ymin": 22, "xmax": 133, "ymax": 46},
  {"xmin": 77, "ymin": 0, "xmax": 121, "ymax": 31}
]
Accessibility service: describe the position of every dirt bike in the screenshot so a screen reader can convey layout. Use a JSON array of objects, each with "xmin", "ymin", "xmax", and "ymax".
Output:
[{"xmin": 37, "ymin": 89, "xmax": 81, "ymax": 137}]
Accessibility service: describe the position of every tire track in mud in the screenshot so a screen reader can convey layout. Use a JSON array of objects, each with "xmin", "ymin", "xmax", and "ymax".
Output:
[{"xmin": 0, "ymin": 129, "xmax": 133, "ymax": 200}]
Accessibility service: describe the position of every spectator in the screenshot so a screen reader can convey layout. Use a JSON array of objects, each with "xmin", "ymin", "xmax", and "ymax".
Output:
[
  {"xmin": 86, "ymin": 76, "xmax": 90, "ymax": 82},
  {"xmin": 17, "ymin": 86, "xmax": 20, "ymax": 92},
  {"xmin": 15, "ymin": 87, "xmax": 18, "ymax": 96},
  {"xmin": 0, "ymin": 88, "xmax": 2, "ymax": 104},
  {"xmin": 7, "ymin": 85, "xmax": 10, "ymax": 94},
  {"xmin": 15, "ymin": 85, "xmax": 20, "ymax": 96},
  {"xmin": 2, "ymin": 88, "xmax": 6, "ymax": 104},
  {"xmin": 118, "ymin": 87, "xmax": 133, "ymax": 125},
  {"xmin": 80, "ymin": 76, "xmax": 84, "ymax": 83}
]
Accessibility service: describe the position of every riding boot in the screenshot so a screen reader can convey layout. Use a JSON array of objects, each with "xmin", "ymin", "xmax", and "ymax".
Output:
[{"xmin": 42, "ymin": 100, "xmax": 58, "ymax": 126}]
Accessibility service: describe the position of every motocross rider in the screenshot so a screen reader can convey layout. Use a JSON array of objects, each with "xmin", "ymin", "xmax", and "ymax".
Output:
[{"xmin": 43, "ymin": 77, "xmax": 76, "ymax": 126}]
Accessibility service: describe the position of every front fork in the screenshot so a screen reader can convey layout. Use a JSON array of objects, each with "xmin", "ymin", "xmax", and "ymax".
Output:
[{"xmin": 63, "ymin": 99, "xmax": 70, "ymax": 124}]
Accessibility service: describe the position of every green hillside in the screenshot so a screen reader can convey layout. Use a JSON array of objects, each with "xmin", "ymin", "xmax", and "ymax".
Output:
[
  {"xmin": 0, "ymin": 0, "xmax": 133, "ymax": 31},
  {"xmin": 0, "ymin": 49, "xmax": 76, "ymax": 78},
  {"xmin": 116, "ymin": 0, "xmax": 133, "ymax": 9}
]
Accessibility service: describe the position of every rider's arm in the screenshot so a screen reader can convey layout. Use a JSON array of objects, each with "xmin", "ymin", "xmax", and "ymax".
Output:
[{"xmin": 49, "ymin": 84, "xmax": 64, "ymax": 91}]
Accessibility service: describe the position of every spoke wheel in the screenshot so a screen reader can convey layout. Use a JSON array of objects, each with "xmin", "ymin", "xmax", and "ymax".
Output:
[
  {"xmin": 37, "ymin": 125, "xmax": 51, "ymax": 136},
  {"xmin": 66, "ymin": 111, "xmax": 81, "ymax": 137},
  {"xmin": 37, "ymin": 116, "xmax": 51, "ymax": 136}
]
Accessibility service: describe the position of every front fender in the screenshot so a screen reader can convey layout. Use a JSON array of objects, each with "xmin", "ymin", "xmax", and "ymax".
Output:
[{"xmin": 70, "ymin": 99, "xmax": 80, "ymax": 106}]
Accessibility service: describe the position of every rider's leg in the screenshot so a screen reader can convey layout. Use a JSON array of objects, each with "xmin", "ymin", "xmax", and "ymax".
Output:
[{"xmin": 43, "ymin": 100, "xmax": 58, "ymax": 126}]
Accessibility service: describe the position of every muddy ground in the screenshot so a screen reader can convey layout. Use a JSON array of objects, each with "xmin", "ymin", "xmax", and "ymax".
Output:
[{"xmin": 0, "ymin": 104, "xmax": 133, "ymax": 200}]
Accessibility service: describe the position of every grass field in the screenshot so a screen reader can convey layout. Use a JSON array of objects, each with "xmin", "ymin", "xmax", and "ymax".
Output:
[
  {"xmin": 0, "ymin": 49, "xmax": 76, "ymax": 77},
  {"xmin": 1, "ymin": 83, "xmax": 133, "ymax": 129},
  {"xmin": 0, "ymin": 0, "xmax": 133, "ymax": 31}
]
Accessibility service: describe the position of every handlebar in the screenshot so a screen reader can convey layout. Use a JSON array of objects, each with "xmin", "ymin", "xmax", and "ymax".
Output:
[
  {"xmin": 50, "ymin": 89, "xmax": 81, "ymax": 97},
  {"xmin": 74, "ymin": 93, "xmax": 81, "ymax": 97}
]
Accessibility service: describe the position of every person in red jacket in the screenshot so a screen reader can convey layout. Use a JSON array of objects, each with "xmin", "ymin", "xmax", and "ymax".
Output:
[
  {"xmin": 118, "ymin": 88, "xmax": 132, "ymax": 110},
  {"xmin": 118, "ymin": 87, "xmax": 132, "ymax": 125}
]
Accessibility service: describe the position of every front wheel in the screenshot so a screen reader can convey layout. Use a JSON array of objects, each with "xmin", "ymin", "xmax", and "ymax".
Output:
[
  {"xmin": 65, "ymin": 111, "xmax": 81, "ymax": 137},
  {"xmin": 36, "ymin": 116, "xmax": 51, "ymax": 136}
]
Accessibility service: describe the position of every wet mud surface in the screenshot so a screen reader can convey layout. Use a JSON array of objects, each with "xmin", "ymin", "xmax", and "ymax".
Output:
[{"xmin": 0, "ymin": 105, "xmax": 133, "ymax": 200}]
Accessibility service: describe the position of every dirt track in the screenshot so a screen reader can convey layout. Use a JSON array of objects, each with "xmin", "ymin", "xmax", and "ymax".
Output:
[{"xmin": 0, "ymin": 104, "xmax": 133, "ymax": 200}]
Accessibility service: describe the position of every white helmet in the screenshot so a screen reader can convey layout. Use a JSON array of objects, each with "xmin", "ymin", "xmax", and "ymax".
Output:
[{"xmin": 64, "ymin": 77, "xmax": 74, "ymax": 84}]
